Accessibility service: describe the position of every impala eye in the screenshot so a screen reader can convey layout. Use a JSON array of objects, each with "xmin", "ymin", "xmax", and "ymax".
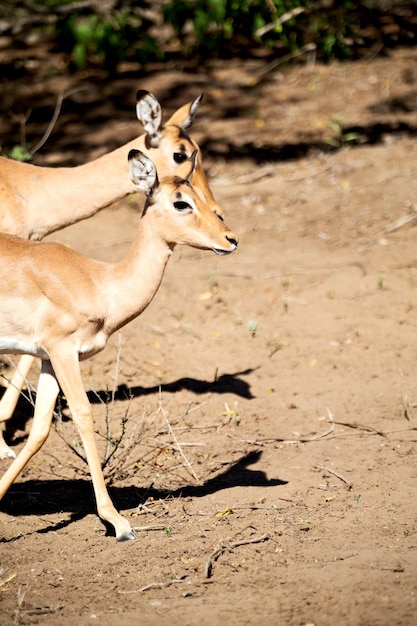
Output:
[
  {"xmin": 174, "ymin": 201, "xmax": 191, "ymax": 212},
  {"xmin": 173, "ymin": 152, "xmax": 188, "ymax": 164}
]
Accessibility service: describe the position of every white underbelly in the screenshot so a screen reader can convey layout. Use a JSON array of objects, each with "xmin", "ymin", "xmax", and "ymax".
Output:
[{"xmin": 0, "ymin": 339, "xmax": 49, "ymax": 359}]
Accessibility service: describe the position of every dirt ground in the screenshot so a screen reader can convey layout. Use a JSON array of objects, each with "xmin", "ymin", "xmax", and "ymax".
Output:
[{"xmin": 1, "ymin": 43, "xmax": 417, "ymax": 625}]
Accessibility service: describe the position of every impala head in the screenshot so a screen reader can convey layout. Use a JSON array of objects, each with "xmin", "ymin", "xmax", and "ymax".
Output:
[
  {"xmin": 128, "ymin": 150, "xmax": 238, "ymax": 256},
  {"xmin": 136, "ymin": 90, "xmax": 225, "ymax": 219}
]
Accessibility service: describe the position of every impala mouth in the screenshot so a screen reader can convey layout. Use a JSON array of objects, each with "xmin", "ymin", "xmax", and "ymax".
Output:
[
  {"xmin": 213, "ymin": 246, "xmax": 236, "ymax": 256},
  {"xmin": 212, "ymin": 235, "xmax": 238, "ymax": 255}
]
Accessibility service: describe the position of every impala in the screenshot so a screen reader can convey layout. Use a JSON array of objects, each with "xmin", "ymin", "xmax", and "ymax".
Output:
[
  {"xmin": 0, "ymin": 150, "xmax": 238, "ymax": 541},
  {"xmin": 0, "ymin": 89, "xmax": 224, "ymax": 459}
]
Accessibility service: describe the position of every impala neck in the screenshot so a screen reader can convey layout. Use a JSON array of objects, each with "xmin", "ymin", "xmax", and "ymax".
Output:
[
  {"xmin": 28, "ymin": 136, "xmax": 147, "ymax": 239},
  {"xmin": 104, "ymin": 209, "xmax": 173, "ymax": 334}
]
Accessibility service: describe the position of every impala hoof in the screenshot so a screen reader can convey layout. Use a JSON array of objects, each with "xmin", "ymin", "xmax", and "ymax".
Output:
[{"xmin": 117, "ymin": 530, "xmax": 137, "ymax": 542}]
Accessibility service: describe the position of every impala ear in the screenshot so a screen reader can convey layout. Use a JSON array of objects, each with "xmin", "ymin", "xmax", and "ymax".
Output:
[
  {"xmin": 128, "ymin": 149, "xmax": 158, "ymax": 196},
  {"xmin": 136, "ymin": 90, "xmax": 162, "ymax": 148},
  {"xmin": 166, "ymin": 94, "xmax": 204, "ymax": 131}
]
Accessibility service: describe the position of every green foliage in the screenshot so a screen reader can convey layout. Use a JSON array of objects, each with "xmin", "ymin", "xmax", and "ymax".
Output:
[
  {"xmin": 54, "ymin": 7, "xmax": 161, "ymax": 73},
  {"xmin": 3, "ymin": 1, "xmax": 414, "ymax": 73},
  {"xmin": 0, "ymin": 146, "xmax": 32, "ymax": 162},
  {"xmin": 307, "ymin": 1, "xmax": 357, "ymax": 61},
  {"xmin": 163, "ymin": 0, "xmax": 359, "ymax": 60},
  {"xmin": 325, "ymin": 116, "xmax": 361, "ymax": 148}
]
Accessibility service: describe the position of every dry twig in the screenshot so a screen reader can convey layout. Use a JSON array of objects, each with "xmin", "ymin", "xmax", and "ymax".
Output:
[
  {"xmin": 156, "ymin": 392, "xmax": 201, "ymax": 484},
  {"xmin": 384, "ymin": 213, "xmax": 417, "ymax": 234},
  {"xmin": 402, "ymin": 393, "xmax": 413, "ymax": 427},
  {"xmin": 118, "ymin": 578, "xmax": 186, "ymax": 594},
  {"xmin": 205, "ymin": 533, "xmax": 269, "ymax": 579},
  {"xmin": 255, "ymin": 6, "xmax": 306, "ymax": 37},
  {"xmin": 0, "ymin": 570, "xmax": 16, "ymax": 588},
  {"xmin": 315, "ymin": 464, "xmax": 353, "ymax": 490},
  {"xmin": 227, "ymin": 407, "xmax": 335, "ymax": 447}
]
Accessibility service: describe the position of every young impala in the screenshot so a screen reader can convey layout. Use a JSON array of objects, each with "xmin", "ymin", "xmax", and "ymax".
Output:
[
  {"xmin": 0, "ymin": 90, "xmax": 225, "ymax": 459},
  {"xmin": 0, "ymin": 150, "xmax": 238, "ymax": 541}
]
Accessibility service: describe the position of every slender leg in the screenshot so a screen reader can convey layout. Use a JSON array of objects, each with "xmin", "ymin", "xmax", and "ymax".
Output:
[
  {"xmin": 50, "ymin": 349, "xmax": 136, "ymax": 541},
  {"xmin": 0, "ymin": 355, "xmax": 36, "ymax": 459},
  {"xmin": 0, "ymin": 360, "xmax": 58, "ymax": 499}
]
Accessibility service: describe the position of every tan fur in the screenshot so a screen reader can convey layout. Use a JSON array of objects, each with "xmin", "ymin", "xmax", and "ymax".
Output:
[
  {"xmin": 0, "ymin": 93, "xmax": 225, "ymax": 459},
  {"xmin": 0, "ymin": 152, "xmax": 237, "ymax": 541}
]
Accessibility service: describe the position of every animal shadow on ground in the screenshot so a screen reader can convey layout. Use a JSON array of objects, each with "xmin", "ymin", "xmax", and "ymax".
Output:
[
  {"xmin": 1, "ymin": 368, "xmax": 256, "ymax": 447},
  {"xmin": 91, "ymin": 368, "xmax": 256, "ymax": 402},
  {"xmin": 0, "ymin": 451, "xmax": 287, "ymax": 541}
]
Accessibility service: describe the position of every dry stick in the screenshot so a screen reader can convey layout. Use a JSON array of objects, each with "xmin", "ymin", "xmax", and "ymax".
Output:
[
  {"xmin": 317, "ymin": 427, "xmax": 417, "ymax": 442},
  {"xmin": 104, "ymin": 331, "xmax": 123, "ymax": 463},
  {"xmin": 1, "ymin": 357, "xmax": 37, "ymax": 408},
  {"xmin": 255, "ymin": 6, "xmax": 306, "ymax": 37},
  {"xmin": 29, "ymin": 92, "xmax": 64, "ymax": 157},
  {"xmin": 157, "ymin": 392, "xmax": 201, "ymax": 484},
  {"xmin": 205, "ymin": 545, "xmax": 225, "ymax": 579},
  {"xmin": 373, "ymin": 565, "xmax": 405, "ymax": 573},
  {"xmin": 205, "ymin": 533, "xmax": 269, "ymax": 579},
  {"xmin": 384, "ymin": 213, "xmax": 417, "ymax": 234},
  {"xmin": 315, "ymin": 464, "xmax": 353, "ymax": 490},
  {"xmin": 130, "ymin": 524, "xmax": 168, "ymax": 532},
  {"xmin": 227, "ymin": 407, "xmax": 335, "ymax": 447},
  {"xmin": 334, "ymin": 420, "xmax": 417, "ymax": 437},
  {"xmin": 302, "ymin": 407, "xmax": 334, "ymax": 441},
  {"xmin": 30, "ymin": 87, "xmax": 85, "ymax": 157},
  {"xmin": 402, "ymin": 393, "xmax": 413, "ymax": 427},
  {"xmin": 151, "ymin": 437, "xmax": 206, "ymax": 450},
  {"xmin": 255, "ymin": 43, "xmax": 317, "ymax": 80},
  {"xmin": 135, "ymin": 481, "xmax": 155, "ymax": 513},
  {"xmin": 334, "ymin": 420, "xmax": 386, "ymax": 436},
  {"xmin": 230, "ymin": 424, "xmax": 417, "ymax": 448},
  {"xmin": 0, "ymin": 571, "xmax": 16, "ymax": 587},
  {"xmin": 119, "ymin": 578, "xmax": 186, "ymax": 595}
]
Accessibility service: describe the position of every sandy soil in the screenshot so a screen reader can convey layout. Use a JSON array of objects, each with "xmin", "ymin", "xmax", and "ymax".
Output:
[{"xmin": 1, "ymin": 45, "xmax": 417, "ymax": 625}]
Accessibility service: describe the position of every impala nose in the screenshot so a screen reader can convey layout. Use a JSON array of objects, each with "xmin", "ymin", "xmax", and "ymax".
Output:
[
  {"xmin": 213, "ymin": 233, "xmax": 238, "ymax": 256},
  {"xmin": 227, "ymin": 235, "xmax": 238, "ymax": 249}
]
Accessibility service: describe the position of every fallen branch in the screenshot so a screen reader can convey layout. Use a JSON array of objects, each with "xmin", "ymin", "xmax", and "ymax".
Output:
[
  {"xmin": 118, "ymin": 578, "xmax": 186, "ymax": 594},
  {"xmin": 384, "ymin": 213, "xmax": 417, "ymax": 233},
  {"xmin": 0, "ymin": 571, "xmax": 16, "ymax": 588},
  {"xmin": 334, "ymin": 420, "xmax": 386, "ymax": 436},
  {"xmin": 301, "ymin": 408, "xmax": 335, "ymax": 442},
  {"xmin": 205, "ymin": 533, "xmax": 269, "ymax": 579},
  {"xmin": 227, "ymin": 407, "xmax": 335, "ymax": 446},
  {"xmin": 255, "ymin": 6, "xmax": 306, "ymax": 37},
  {"xmin": 315, "ymin": 464, "xmax": 353, "ymax": 490}
]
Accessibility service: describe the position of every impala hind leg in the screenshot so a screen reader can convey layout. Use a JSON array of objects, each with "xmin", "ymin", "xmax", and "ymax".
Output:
[
  {"xmin": 50, "ymin": 350, "xmax": 136, "ymax": 541},
  {"xmin": 0, "ymin": 355, "xmax": 36, "ymax": 460},
  {"xmin": 0, "ymin": 360, "xmax": 58, "ymax": 499}
]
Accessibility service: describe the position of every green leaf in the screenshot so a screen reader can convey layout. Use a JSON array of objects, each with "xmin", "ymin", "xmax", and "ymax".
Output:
[
  {"xmin": 9, "ymin": 146, "xmax": 31, "ymax": 162},
  {"xmin": 72, "ymin": 41, "xmax": 87, "ymax": 70}
]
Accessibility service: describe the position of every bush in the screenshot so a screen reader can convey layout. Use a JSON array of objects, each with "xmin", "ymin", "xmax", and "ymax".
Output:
[
  {"xmin": 1, "ymin": 1, "xmax": 417, "ymax": 74},
  {"xmin": 163, "ymin": 0, "xmax": 359, "ymax": 61}
]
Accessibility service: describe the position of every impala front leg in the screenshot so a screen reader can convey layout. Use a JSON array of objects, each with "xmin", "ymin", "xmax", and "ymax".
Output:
[
  {"xmin": 50, "ymin": 350, "xmax": 136, "ymax": 541},
  {"xmin": 0, "ymin": 360, "xmax": 58, "ymax": 498}
]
